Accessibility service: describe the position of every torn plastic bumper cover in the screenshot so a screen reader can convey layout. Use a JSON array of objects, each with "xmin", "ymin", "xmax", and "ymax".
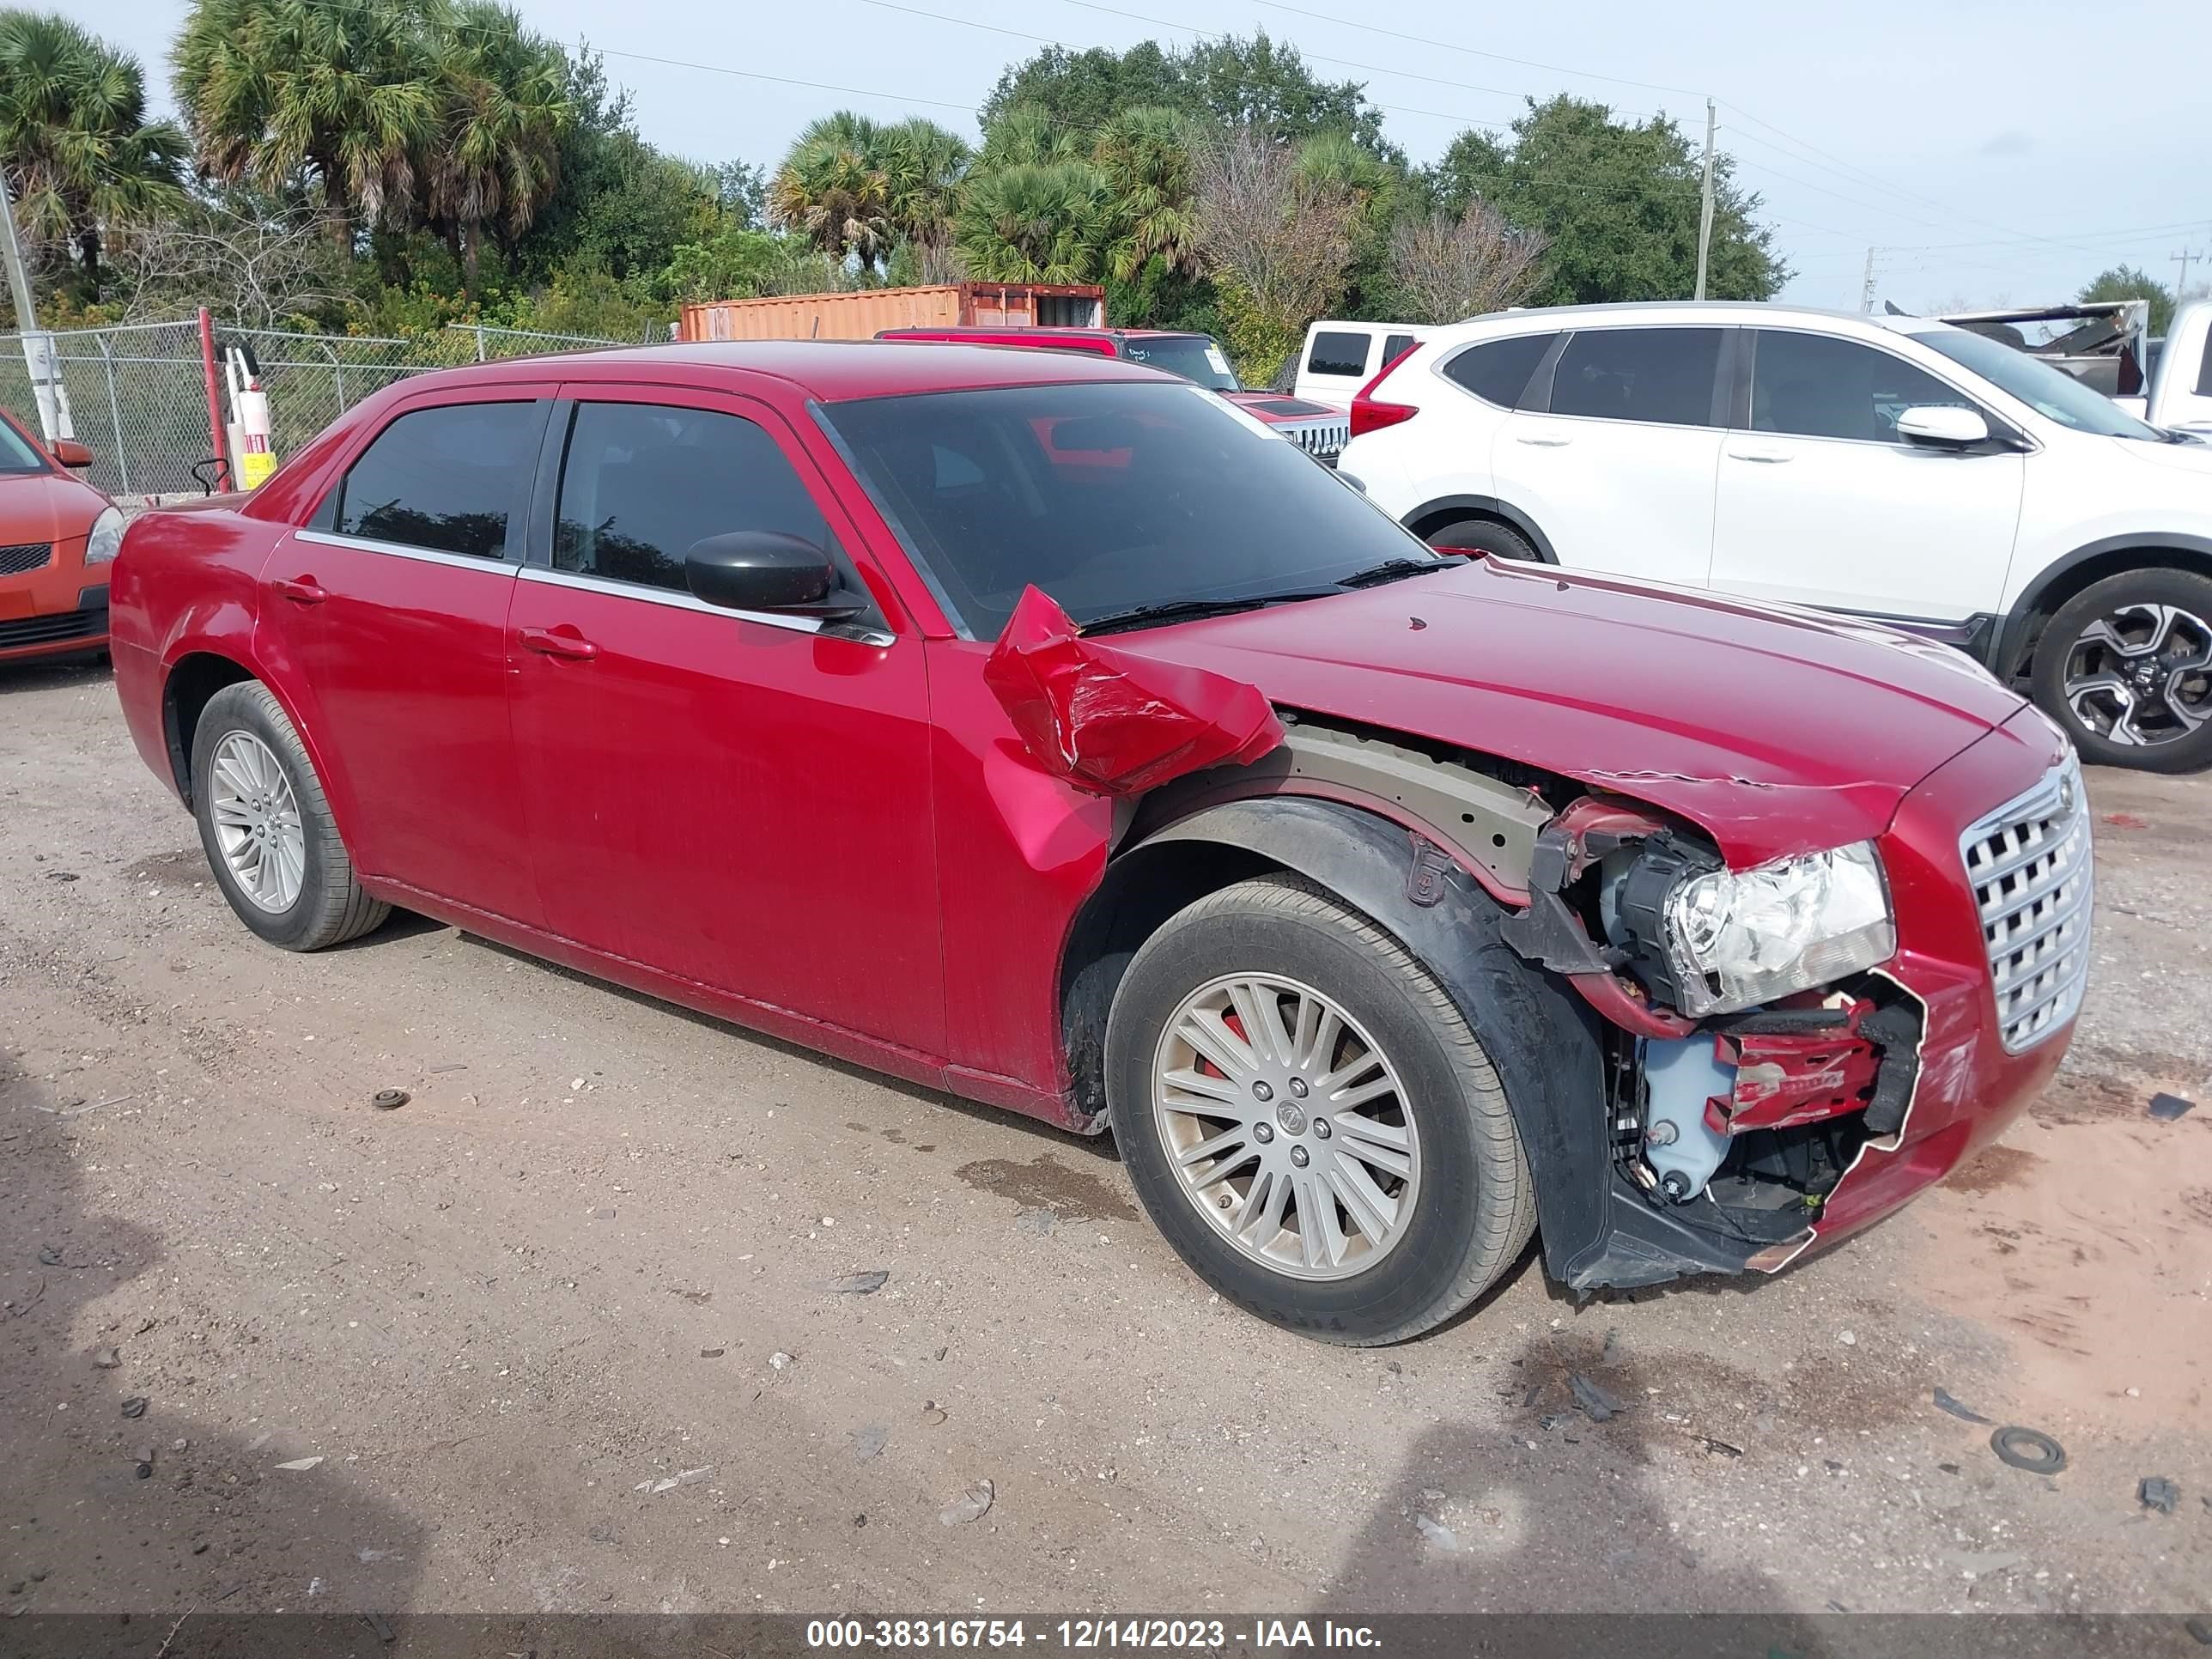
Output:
[{"xmin": 983, "ymin": 586, "xmax": 1285, "ymax": 795}]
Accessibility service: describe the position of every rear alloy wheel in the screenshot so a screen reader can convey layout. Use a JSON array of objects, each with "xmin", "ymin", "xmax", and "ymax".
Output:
[
  {"xmin": 2032, "ymin": 568, "xmax": 2212, "ymax": 774},
  {"xmin": 1107, "ymin": 875, "xmax": 1534, "ymax": 1345},
  {"xmin": 191, "ymin": 681, "xmax": 390, "ymax": 950},
  {"xmin": 1424, "ymin": 516, "xmax": 1539, "ymax": 563}
]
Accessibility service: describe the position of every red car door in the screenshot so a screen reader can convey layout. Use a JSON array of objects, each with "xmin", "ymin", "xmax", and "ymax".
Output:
[
  {"xmin": 256, "ymin": 388, "xmax": 550, "ymax": 925},
  {"xmin": 505, "ymin": 385, "xmax": 945, "ymax": 1055}
]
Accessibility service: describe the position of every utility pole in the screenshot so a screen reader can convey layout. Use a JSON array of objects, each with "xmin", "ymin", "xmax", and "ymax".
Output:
[
  {"xmin": 1693, "ymin": 98, "xmax": 1717, "ymax": 301},
  {"xmin": 0, "ymin": 165, "xmax": 71, "ymax": 441},
  {"xmin": 1860, "ymin": 246, "xmax": 1880, "ymax": 314},
  {"xmin": 2175, "ymin": 246, "xmax": 2206, "ymax": 302}
]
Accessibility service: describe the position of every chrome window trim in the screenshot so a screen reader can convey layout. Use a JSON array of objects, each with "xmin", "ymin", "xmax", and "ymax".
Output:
[
  {"xmin": 518, "ymin": 563, "xmax": 895, "ymax": 647},
  {"xmin": 296, "ymin": 528, "xmax": 514, "ymax": 572}
]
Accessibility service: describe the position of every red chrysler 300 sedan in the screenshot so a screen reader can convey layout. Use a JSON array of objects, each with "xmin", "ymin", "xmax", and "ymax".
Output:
[{"xmin": 107, "ymin": 342, "xmax": 2090, "ymax": 1344}]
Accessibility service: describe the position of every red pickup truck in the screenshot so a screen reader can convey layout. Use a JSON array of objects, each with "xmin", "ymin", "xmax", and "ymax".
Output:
[
  {"xmin": 878, "ymin": 325, "xmax": 1352, "ymax": 465},
  {"xmin": 106, "ymin": 340, "xmax": 2085, "ymax": 1344}
]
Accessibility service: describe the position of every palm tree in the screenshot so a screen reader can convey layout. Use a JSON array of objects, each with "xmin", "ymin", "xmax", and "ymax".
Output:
[
  {"xmin": 172, "ymin": 0, "xmax": 441, "ymax": 240},
  {"xmin": 767, "ymin": 110, "xmax": 890, "ymax": 270},
  {"xmin": 872, "ymin": 116, "xmax": 968, "ymax": 254},
  {"xmin": 428, "ymin": 2, "xmax": 571, "ymax": 289},
  {"xmin": 975, "ymin": 103, "xmax": 1079, "ymax": 170},
  {"xmin": 1092, "ymin": 106, "xmax": 1195, "ymax": 283},
  {"xmin": 0, "ymin": 12, "xmax": 187, "ymax": 299},
  {"xmin": 955, "ymin": 160, "xmax": 1112, "ymax": 284}
]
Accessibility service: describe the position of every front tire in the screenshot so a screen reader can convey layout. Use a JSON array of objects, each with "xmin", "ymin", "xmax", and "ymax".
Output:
[
  {"xmin": 1105, "ymin": 875, "xmax": 1534, "ymax": 1345},
  {"xmin": 2030, "ymin": 568, "xmax": 2212, "ymax": 774},
  {"xmin": 191, "ymin": 681, "xmax": 389, "ymax": 950},
  {"xmin": 1424, "ymin": 516, "xmax": 1540, "ymax": 562}
]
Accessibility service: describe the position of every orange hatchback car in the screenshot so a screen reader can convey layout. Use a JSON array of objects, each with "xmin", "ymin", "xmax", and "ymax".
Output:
[{"xmin": 0, "ymin": 406, "xmax": 124, "ymax": 663}]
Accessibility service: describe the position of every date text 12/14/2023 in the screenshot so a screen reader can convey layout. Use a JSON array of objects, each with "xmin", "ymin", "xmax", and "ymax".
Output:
[{"xmin": 805, "ymin": 1620, "xmax": 1382, "ymax": 1650}]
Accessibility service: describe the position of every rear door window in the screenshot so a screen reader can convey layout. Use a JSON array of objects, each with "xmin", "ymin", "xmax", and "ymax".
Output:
[
  {"xmin": 1382, "ymin": 332, "xmax": 1419, "ymax": 367},
  {"xmin": 1549, "ymin": 328, "xmax": 1724, "ymax": 427},
  {"xmin": 2199, "ymin": 327, "xmax": 2212, "ymax": 398},
  {"xmin": 1443, "ymin": 332, "xmax": 1559, "ymax": 409},
  {"xmin": 552, "ymin": 401, "xmax": 832, "ymax": 594},
  {"xmin": 332, "ymin": 401, "xmax": 539, "ymax": 558},
  {"xmin": 1304, "ymin": 331, "xmax": 1372, "ymax": 379}
]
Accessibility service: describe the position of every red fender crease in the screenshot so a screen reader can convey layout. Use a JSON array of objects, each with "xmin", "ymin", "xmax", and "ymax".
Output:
[{"xmin": 982, "ymin": 586, "xmax": 1286, "ymax": 796}]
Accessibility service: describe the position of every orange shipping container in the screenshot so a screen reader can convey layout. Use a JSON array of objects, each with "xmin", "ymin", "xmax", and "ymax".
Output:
[{"xmin": 678, "ymin": 283, "xmax": 1104, "ymax": 343}]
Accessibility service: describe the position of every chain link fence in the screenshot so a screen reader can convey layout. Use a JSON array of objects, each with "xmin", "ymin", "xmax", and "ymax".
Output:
[{"xmin": 0, "ymin": 319, "xmax": 659, "ymax": 501}]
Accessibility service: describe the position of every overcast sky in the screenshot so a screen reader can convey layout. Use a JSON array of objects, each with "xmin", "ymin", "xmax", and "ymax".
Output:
[{"xmin": 72, "ymin": 0, "xmax": 2212, "ymax": 314}]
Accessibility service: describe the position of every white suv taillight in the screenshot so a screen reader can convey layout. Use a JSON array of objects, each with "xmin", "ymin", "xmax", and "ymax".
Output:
[{"xmin": 1349, "ymin": 352, "xmax": 1419, "ymax": 440}]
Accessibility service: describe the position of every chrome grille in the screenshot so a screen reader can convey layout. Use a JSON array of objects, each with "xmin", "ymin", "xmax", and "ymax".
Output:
[
  {"xmin": 0, "ymin": 541, "xmax": 52, "ymax": 575},
  {"xmin": 1282, "ymin": 419, "xmax": 1349, "ymax": 463},
  {"xmin": 1960, "ymin": 755, "xmax": 2094, "ymax": 1053}
]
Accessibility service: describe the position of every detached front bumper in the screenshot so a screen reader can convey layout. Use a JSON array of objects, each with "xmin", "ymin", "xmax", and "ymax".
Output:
[{"xmin": 1559, "ymin": 704, "xmax": 2083, "ymax": 1290}]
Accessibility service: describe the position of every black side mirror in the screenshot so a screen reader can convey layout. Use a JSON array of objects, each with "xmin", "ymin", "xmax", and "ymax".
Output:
[{"xmin": 684, "ymin": 532, "xmax": 866, "ymax": 621}]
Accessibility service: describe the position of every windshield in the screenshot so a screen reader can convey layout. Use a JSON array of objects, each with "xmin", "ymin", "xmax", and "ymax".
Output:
[
  {"xmin": 1117, "ymin": 335, "xmax": 1240, "ymax": 392},
  {"xmin": 820, "ymin": 380, "xmax": 1443, "ymax": 638},
  {"xmin": 1910, "ymin": 325, "xmax": 2166, "ymax": 439},
  {"xmin": 0, "ymin": 416, "xmax": 51, "ymax": 474}
]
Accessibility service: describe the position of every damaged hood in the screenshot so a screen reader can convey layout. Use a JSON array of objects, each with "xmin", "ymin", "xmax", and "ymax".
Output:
[{"xmin": 1111, "ymin": 558, "xmax": 2028, "ymax": 866}]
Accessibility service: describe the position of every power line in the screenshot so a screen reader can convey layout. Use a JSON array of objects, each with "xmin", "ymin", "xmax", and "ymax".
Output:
[{"xmin": 1236, "ymin": 0, "xmax": 1706, "ymax": 100}]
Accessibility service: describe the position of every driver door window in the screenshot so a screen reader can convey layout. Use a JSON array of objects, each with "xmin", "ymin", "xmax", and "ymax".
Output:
[{"xmin": 1748, "ymin": 331, "xmax": 1977, "ymax": 443}]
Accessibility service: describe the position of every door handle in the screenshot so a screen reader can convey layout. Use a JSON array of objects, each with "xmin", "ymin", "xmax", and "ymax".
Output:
[
  {"xmin": 1727, "ymin": 447, "xmax": 1793, "ymax": 464},
  {"xmin": 272, "ymin": 577, "xmax": 326, "ymax": 605},
  {"xmin": 1515, "ymin": 433, "xmax": 1573, "ymax": 447},
  {"xmin": 519, "ymin": 626, "xmax": 598, "ymax": 661}
]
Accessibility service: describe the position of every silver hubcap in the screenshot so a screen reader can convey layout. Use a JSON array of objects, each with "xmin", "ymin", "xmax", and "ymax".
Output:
[
  {"xmin": 209, "ymin": 731, "xmax": 305, "ymax": 912},
  {"xmin": 1152, "ymin": 973, "xmax": 1421, "ymax": 1281},
  {"xmin": 2063, "ymin": 603, "xmax": 2212, "ymax": 747}
]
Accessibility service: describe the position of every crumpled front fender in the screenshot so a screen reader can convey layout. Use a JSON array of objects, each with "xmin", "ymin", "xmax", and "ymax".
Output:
[{"xmin": 983, "ymin": 586, "xmax": 1285, "ymax": 796}]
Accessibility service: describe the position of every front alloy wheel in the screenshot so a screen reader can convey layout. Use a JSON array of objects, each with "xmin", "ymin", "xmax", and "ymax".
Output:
[
  {"xmin": 1154, "ymin": 972, "xmax": 1422, "ymax": 1280},
  {"xmin": 2060, "ymin": 603, "xmax": 2212, "ymax": 750},
  {"xmin": 2033, "ymin": 568, "xmax": 2212, "ymax": 774},
  {"xmin": 1107, "ymin": 874, "xmax": 1534, "ymax": 1345}
]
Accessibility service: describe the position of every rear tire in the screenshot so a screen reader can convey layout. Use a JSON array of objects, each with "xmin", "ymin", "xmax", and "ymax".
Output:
[
  {"xmin": 2030, "ymin": 567, "xmax": 2212, "ymax": 774},
  {"xmin": 1105, "ymin": 874, "xmax": 1534, "ymax": 1346},
  {"xmin": 191, "ymin": 681, "xmax": 389, "ymax": 950},
  {"xmin": 1424, "ymin": 516, "xmax": 1540, "ymax": 562}
]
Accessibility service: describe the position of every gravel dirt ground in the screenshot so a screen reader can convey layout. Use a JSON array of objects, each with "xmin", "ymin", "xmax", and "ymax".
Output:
[{"xmin": 2, "ymin": 657, "xmax": 2207, "ymax": 1621}]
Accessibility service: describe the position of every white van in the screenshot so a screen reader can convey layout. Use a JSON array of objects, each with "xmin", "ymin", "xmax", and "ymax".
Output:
[{"xmin": 1291, "ymin": 322, "xmax": 1431, "ymax": 409}]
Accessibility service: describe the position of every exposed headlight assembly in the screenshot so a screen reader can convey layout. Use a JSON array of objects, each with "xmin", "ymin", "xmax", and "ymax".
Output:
[
  {"xmin": 1612, "ymin": 838, "xmax": 1896, "ymax": 1018},
  {"xmin": 85, "ymin": 505, "xmax": 125, "ymax": 565}
]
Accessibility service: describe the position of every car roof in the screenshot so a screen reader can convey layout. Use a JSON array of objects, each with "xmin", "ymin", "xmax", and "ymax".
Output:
[
  {"xmin": 401, "ymin": 339, "xmax": 1181, "ymax": 403},
  {"xmin": 1415, "ymin": 307, "xmax": 1972, "ymax": 351}
]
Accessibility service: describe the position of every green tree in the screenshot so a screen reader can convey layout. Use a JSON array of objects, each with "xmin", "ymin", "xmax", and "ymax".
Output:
[
  {"xmin": 1429, "ymin": 95, "xmax": 1786, "ymax": 305},
  {"xmin": 981, "ymin": 42, "xmax": 1178, "ymax": 137},
  {"xmin": 172, "ymin": 0, "xmax": 442, "ymax": 239},
  {"xmin": 1093, "ymin": 106, "xmax": 1196, "ymax": 282},
  {"xmin": 427, "ymin": 2, "xmax": 572, "ymax": 290},
  {"xmin": 957, "ymin": 160, "xmax": 1113, "ymax": 283},
  {"xmin": 873, "ymin": 116, "xmax": 969, "ymax": 253},
  {"xmin": 981, "ymin": 33, "xmax": 1382, "ymax": 149},
  {"xmin": 1177, "ymin": 33, "xmax": 1381, "ymax": 149},
  {"xmin": 2078, "ymin": 264, "xmax": 2174, "ymax": 336},
  {"xmin": 0, "ymin": 11, "xmax": 186, "ymax": 301},
  {"xmin": 767, "ymin": 110, "xmax": 890, "ymax": 269}
]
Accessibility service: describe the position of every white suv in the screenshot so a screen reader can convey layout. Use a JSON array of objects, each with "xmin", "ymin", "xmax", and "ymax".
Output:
[{"xmin": 1340, "ymin": 301, "xmax": 2212, "ymax": 772}]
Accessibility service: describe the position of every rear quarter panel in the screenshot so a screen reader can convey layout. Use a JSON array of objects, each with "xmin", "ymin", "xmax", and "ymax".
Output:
[{"xmin": 108, "ymin": 503, "xmax": 284, "ymax": 801}]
